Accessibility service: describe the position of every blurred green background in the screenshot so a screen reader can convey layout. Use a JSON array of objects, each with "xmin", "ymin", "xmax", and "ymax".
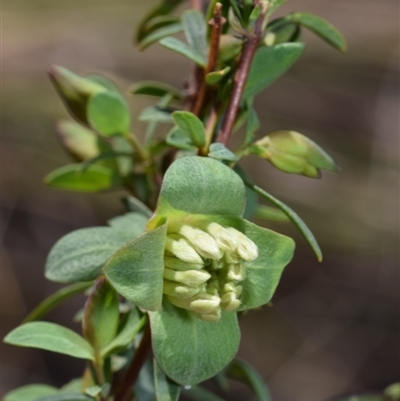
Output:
[{"xmin": 2, "ymin": 1, "xmax": 399, "ymax": 400}]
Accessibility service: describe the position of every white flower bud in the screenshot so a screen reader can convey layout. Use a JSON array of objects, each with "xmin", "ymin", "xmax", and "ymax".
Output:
[
  {"xmin": 163, "ymin": 280, "xmax": 201, "ymax": 299},
  {"xmin": 227, "ymin": 263, "xmax": 246, "ymax": 281},
  {"xmin": 207, "ymin": 222, "xmax": 237, "ymax": 253},
  {"xmin": 193, "ymin": 309, "xmax": 221, "ymax": 322},
  {"xmin": 224, "ymin": 283, "xmax": 242, "ymax": 296},
  {"xmin": 190, "ymin": 294, "xmax": 221, "ymax": 313},
  {"xmin": 180, "ymin": 225, "xmax": 222, "ymax": 260},
  {"xmin": 165, "ymin": 237, "xmax": 203, "ymax": 264},
  {"xmin": 226, "ymin": 228, "xmax": 258, "ymax": 261},
  {"xmin": 164, "ymin": 256, "xmax": 203, "ymax": 271},
  {"xmin": 221, "ymin": 292, "xmax": 241, "ymax": 312},
  {"xmin": 163, "ymin": 268, "xmax": 211, "ymax": 287}
]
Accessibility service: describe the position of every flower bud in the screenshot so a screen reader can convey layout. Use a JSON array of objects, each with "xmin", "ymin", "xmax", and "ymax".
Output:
[
  {"xmin": 179, "ymin": 225, "xmax": 222, "ymax": 260},
  {"xmin": 163, "ymin": 268, "xmax": 211, "ymax": 288},
  {"xmin": 226, "ymin": 228, "xmax": 258, "ymax": 261},
  {"xmin": 165, "ymin": 237, "xmax": 203, "ymax": 264},
  {"xmin": 207, "ymin": 223, "xmax": 237, "ymax": 253},
  {"xmin": 189, "ymin": 293, "xmax": 221, "ymax": 314},
  {"xmin": 164, "ymin": 256, "xmax": 203, "ymax": 271},
  {"xmin": 221, "ymin": 292, "xmax": 241, "ymax": 312},
  {"xmin": 193, "ymin": 309, "xmax": 221, "ymax": 323},
  {"xmin": 227, "ymin": 264, "xmax": 246, "ymax": 281},
  {"xmin": 224, "ymin": 283, "xmax": 242, "ymax": 296},
  {"xmin": 162, "ymin": 280, "xmax": 201, "ymax": 299}
]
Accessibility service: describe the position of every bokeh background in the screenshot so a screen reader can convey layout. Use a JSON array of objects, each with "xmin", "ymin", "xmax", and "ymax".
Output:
[{"xmin": 2, "ymin": 0, "xmax": 399, "ymax": 400}]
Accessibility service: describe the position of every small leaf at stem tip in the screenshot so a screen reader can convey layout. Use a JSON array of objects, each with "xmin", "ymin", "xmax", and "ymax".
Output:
[
  {"xmin": 166, "ymin": 126, "xmax": 197, "ymax": 150},
  {"xmin": 4, "ymin": 322, "xmax": 95, "ymax": 360},
  {"xmin": 171, "ymin": 111, "xmax": 206, "ymax": 147},
  {"xmin": 159, "ymin": 37, "xmax": 207, "ymax": 67},
  {"xmin": 129, "ymin": 80, "xmax": 183, "ymax": 100},
  {"xmin": 246, "ymin": 183, "xmax": 323, "ymax": 262},
  {"xmin": 205, "ymin": 66, "xmax": 231, "ymax": 85},
  {"xmin": 251, "ymin": 130, "xmax": 339, "ymax": 178},
  {"xmin": 3, "ymin": 384, "xmax": 58, "ymax": 401},
  {"xmin": 22, "ymin": 282, "xmax": 93, "ymax": 323},
  {"xmin": 138, "ymin": 22, "xmax": 183, "ymax": 50},
  {"xmin": 208, "ymin": 143, "xmax": 238, "ymax": 162},
  {"xmin": 87, "ymin": 91, "xmax": 131, "ymax": 137},
  {"xmin": 286, "ymin": 12, "xmax": 347, "ymax": 53},
  {"xmin": 227, "ymin": 358, "xmax": 273, "ymax": 401}
]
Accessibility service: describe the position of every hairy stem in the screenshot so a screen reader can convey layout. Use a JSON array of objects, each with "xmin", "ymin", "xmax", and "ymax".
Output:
[{"xmin": 114, "ymin": 321, "xmax": 152, "ymax": 401}]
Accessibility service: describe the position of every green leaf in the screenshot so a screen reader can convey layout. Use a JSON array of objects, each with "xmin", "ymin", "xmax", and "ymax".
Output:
[
  {"xmin": 138, "ymin": 23, "xmax": 183, "ymax": 50},
  {"xmin": 56, "ymin": 120, "xmax": 103, "ymax": 162},
  {"xmin": 4, "ymin": 384, "xmax": 58, "ymax": 401},
  {"xmin": 48, "ymin": 65, "xmax": 105, "ymax": 124},
  {"xmin": 205, "ymin": 67, "xmax": 231, "ymax": 85},
  {"xmin": 83, "ymin": 278, "xmax": 119, "ymax": 354},
  {"xmin": 87, "ymin": 92, "xmax": 130, "ymax": 136},
  {"xmin": 125, "ymin": 196, "xmax": 153, "ymax": 218},
  {"xmin": 136, "ymin": 0, "xmax": 184, "ymax": 43},
  {"xmin": 85, "ymin": 73, "xmax": 122, "ymax": 93},
  {"xmin": 181, "ymin": 10, "xmax": 208, "ymax": 57},
  {"xmin": 247, "ymin": 184, "xmax": 322, "ymax": 262},
  {"xmin": 149, "ymin": 301, "xmax": 240, "ymax": 385},
  {"xmin": 166, "ymin": 126, "xmax": 197, "ymax": 150},
  {"xmin": 218, "ymin": 35, "xmax": 244, "ymax": 63},
  {"xmin": 227, "ymin": 358, "xmax": 272, "ymax": 401},
  {"xmin": 243, "ymin": 43, "xmax": 305, "ymax": 100},
  {"xmin": 4, "ymin": 322, "xmax": 94, "ymax": 360},
  {"xmin": 112, "ymin": 135, "xmax": 134, "ymax": 176},
  {"xmin": 153, "ymin": 360, "xmax": 181, "ymax": 401},
  {"xmin": 44, "ymin": 164, "xmax": 119, "ymax": 193},
  {"xmin": 286, "ymin": 12, "xmax": 347, "ymax": 53},
  {"xmin": 171, "ymin": 111, "xmax": 206, "ymax": 147},
  {"xmin": 182, "ymin": 386, "xmax": 225, "ymax": 401},
  {"xmin": 267, "ymin": 19, "xmax": 301, "ymax": 45},
  {"xmin": 255, "ymin": 205, "xmax": 289, "ymax": 222},
  {"xmin": 159, "ymin": 37, "xmax": 207, "ymax": 67},
  {"xmin": 233, "ymin": 166, "xmax": 258, "ymax": 220},
  {"xmin": 251, "ymin": 130, "xmax": 338, "ymax": 178},
  {"xmin": 60, "ymin": 379, "xmax": 83, "ymax": 394},
  {"xmin": 138, "ymin": 15, "xmax": 180, "ymax": 44},
  {"xmin": 129, "ymin": 81, "xmax": 183, "ymax": 100},
  {"xmin": 154, "ymin": 156, "xmax": 246, "ymax": 218},
  {"xmin": 45, "ymin": 226, "xmax": 139, "ymax": 283},
  {"xmin": 239, "ymin": 220, "xmax": 295, "ymax": 310},
  {"xmin": 104, "ymin": 223, "xmax": 167, "ymax": 311},
  {"xmin": 139, "ymin": 106, "xmax": 173, "ymax": 123},
  {"xmin": 107, "ymin": 212, "xmax": 149, "ymax": 240},
  {"xmin": 23, "ymin": 282, "xmax": 92, "ymax": 323},
  {"xmin": 101, "ymin": 308, "xmax": 146, "ymax": 357},
  {"xmin": 244, "ymin": 102, "xmax": 260, "ymax": 145},
  {"xmin": 208, "ymin": 143, "xmax": 238, "ymax": 162}
]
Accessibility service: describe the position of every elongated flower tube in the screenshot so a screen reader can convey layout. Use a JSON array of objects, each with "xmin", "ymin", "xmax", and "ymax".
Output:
[{"xmin": 104, "ymin": 156, "xmax": 295, "ymax": 385}]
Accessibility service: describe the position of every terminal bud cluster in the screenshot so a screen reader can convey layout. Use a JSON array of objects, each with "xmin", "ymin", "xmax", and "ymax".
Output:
[{"xmin": 162, "ymin": 221, "xmax": 258, "ymax": 322}]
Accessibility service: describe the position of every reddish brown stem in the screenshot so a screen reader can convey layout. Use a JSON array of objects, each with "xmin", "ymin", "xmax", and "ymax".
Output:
[
  {"xmin": 191, "ymin": 3, "xmax": 225, "ymax": 116},
  {"xmin": 114, "ymin": 321, "xmax": 152, "ymax": 401},
  {"xmin": 217, "ymin": 2, "xmax": 267, "ymax": 145}
]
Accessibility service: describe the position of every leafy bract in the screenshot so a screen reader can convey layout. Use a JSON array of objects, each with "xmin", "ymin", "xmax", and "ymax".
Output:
[
  {"xmin": 153, "ymin": 360, "xmax": 181, "ymax": 401},
  {"xmin": 208, "ymin": 143, "xmax": 238, "ymax": 162},
  {"xmin": 166, "ymin": 127, "xmax": 197, "ymax": 150},
  {"xmin": 239, "ymin": 221, "xmax": 295, "ymax": 310},
  {"xmin": 44, "ymin": 164, "xmax": 119, "ymax": 193},
  {"xmin": 104, "ymin": 223, "xmax": 167, "ymax": 311},
  {"xmin": 87, "ymin": 91, "xmax": 130, "ymax": 136},
  {"xmin": 149, "ymin": 301, "xmax": 240, "ymax": 385},
  {"xmin": 4, "ymin": 322, "xmax": 94, "ymax": 360},
  {"xmin": 129, "ymin": 81, "xmax": 183, "ymax": 100},
  {"xmin": 46, "ymin": 214, "xmax": 147, "ymax": 283},
  {"xmin": 4, "ymin": 384, "xmax": 58, "ymax": 401},
  {"xmin": 243, "ymin": 43, "xmax": 305, "ymax": 100},
  {"xmin": 153, "ymin": 156, "xmax": 246, "ymax": 218},
  {"xmin": 171, "ymin": 111, "xmax": 206, "ymax": 147},
  {"xmin": 286, "ymin": 12, "xmax": 347, "ymax": 53}
]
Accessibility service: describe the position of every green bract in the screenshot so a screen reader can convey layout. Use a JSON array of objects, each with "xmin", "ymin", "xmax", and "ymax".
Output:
[{"xmin": 104, "ymin": 156, "xmax": 295, "ymax": 384}]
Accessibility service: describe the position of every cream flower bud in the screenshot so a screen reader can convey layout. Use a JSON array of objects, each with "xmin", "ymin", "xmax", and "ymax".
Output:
[
  {"xmin": 190, "ymin": 294, "xmax": 221, "ymax": 314},
  {"xmin": 163, "ymin": 268, "xmax": 211, "ymax": 287},
  {"xmin": 226, "ymin": 228, "xmax": 258, "ymax": 261},
  {"xmin": 163, "ymin": 280, "xmax": 201, "ymax": 299},
  {"xmin": 207, "ymin": 222, "xmax": 237, "ymax": 253},
  {"xmin": 193, "ymin": 309, "xmax": 221, "ymax": 323},
  {"xmin": 221, "ymin": 292, "xmax": 241, "ymax": 312},
  {"xmin": 224, "ymin": 283, "xmax": 242, "ymax": 296},
  {"xmin": 180, "ymin": 225, "xmax": 222, "ymax": 260},
  {"xmin": 165, "ymin": 237, "xmax": 203, "ymax": 264},
  {"xmin": 164, "ymin": 256, "xmax": 203, "ymax": 271},
  {"xmin": 227, "ymin": 263, "xmax": 246, "ymax": 281}
]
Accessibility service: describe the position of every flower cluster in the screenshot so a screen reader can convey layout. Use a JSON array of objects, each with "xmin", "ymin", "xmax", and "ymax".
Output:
[{"xmin": 161, "ymin": 221, "xmax": 258, "ymax": 322}]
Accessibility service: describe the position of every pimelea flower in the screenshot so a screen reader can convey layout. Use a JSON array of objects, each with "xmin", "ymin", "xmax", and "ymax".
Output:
[{"xmin": 104, "ymin": 155, "xmax": 295, "ymax": 384}]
